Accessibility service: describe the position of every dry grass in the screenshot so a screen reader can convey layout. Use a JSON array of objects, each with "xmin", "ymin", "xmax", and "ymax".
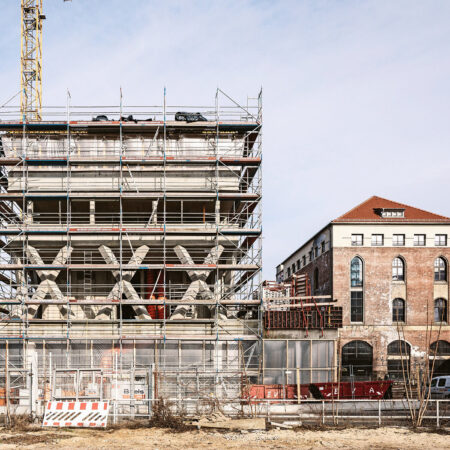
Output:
[
  {"xmin": 108, "ymin": 398, "xmax": 191, "ymax": 432},
  {"xmin": 1, "ymin": 432, "xmax": 72, "ymax": 446},
  {"xmin": 2, "ymin": 414, "xmax": 40, "ymax": 432}
]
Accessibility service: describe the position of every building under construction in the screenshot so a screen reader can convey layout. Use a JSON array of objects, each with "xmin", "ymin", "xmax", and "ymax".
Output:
[{"xmin": 0, "ymin": 91, "xmax": 264, "ymax": 416}]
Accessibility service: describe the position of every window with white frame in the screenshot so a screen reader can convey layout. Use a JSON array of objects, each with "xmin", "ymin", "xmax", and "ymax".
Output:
[
  {"xmin": 392, "ymin": 257, "xmax": 405, "ymax": 281},
  {"xmin": 381, "ymin": 209, "xmax": 405, "ymax": 218},
  {"xmin": 434, "ymin": 257, "xmax": 447, "ymax": 282},
  {"xmin": 435, "ymin": 234, "xmax": 447, "ymax": 246},
  {"xmin": 371, "ymin": 234, "xmax": 384, "ymax": 246},
  {"xmin": 351, "ymin": 234, "xmax": 363, "ymax": 246},
  {"xmin": 350, "ymin": 257, "xmax": 363, "ymax": 287},
  {"xmin": 393, "ymin": 234, "xmax": 405, "ymax": 246},
  {"xmin": 414, "ymin": 234, "xmax": 426, "ymax": 246}
]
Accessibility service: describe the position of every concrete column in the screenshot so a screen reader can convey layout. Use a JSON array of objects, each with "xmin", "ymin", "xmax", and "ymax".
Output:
[
  {"xmin": 152, "ymin": 200, "xmax": 158, "ymax": 224},
  {"xmin": 215, "ymin": 200, "xmax": 220, "ymax": 225},
  {"xmin": 25, "ymin": 200, "xmax": 33, "ymax": 225},
  {"xmin": 25, "ymin": 343, "xmax": 39, "ymax": 415},
  {"xmin": 89, "ymin": 200, "xmax": 95, "ymax": 224}
]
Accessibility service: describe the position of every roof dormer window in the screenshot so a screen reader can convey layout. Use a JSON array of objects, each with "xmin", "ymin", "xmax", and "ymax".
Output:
[{"xmin": 377, "ymin": 208, "xmax": 405, "ymax": 218}]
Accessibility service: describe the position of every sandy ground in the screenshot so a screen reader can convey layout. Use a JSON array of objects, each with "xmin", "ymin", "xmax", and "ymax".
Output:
[{"xmin": 0, "ymin": 426, "xmax": 448, "ymax": 449}]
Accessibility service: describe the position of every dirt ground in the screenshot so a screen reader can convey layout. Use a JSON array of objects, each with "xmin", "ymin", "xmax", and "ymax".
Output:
[{"xmin": 0, "ymin": 426, "xmax": 448, "ymax": 449}]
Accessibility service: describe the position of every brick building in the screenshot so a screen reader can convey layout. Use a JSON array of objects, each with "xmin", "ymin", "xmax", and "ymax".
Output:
[{"xmin": 276, "ymin": 196, "xmax": 450, "ymax": 380}]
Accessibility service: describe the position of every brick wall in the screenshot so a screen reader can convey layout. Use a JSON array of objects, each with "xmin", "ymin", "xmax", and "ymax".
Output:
[
  {"xmin": 333, "ymin": 247, "xmax": 450, "ymax": 376},
  {"xmin": 295, "ymin": 249, "xmax": 332, "ymax": 297}
]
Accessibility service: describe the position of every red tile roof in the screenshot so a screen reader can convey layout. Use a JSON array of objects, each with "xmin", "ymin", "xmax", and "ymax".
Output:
[{"xmin": 332, "ymin": 196, "xmax": 450, "ymax": 223}]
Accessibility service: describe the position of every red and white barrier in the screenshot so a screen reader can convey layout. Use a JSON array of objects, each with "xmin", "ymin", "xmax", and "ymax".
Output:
[{"xmin": 43, "ymin": 401, "xmax": 109, "ymax": 428}]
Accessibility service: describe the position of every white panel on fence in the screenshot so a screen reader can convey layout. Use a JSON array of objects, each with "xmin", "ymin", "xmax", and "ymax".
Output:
[{"xmin": 42, "ymin": 401, "xmax": 109, "ymax": 428}]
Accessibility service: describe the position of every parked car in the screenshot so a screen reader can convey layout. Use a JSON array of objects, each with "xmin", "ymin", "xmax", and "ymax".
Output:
[
  {"xmin": 175, "ymin": 112, "xmax": 207, "ymax": 123},
  {"xmin": 429, "ymin": 375, "xmax": 450, "ymax": 398}
]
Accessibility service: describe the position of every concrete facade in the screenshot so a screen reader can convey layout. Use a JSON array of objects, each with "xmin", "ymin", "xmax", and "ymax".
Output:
[{"xmin": 0, "ymin": 94, "xmax": 263, "ymax": 381}]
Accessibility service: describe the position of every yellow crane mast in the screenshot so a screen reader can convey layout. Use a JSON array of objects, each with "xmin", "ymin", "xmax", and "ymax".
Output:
[
  {"xmin": 20, "ymin": 0, "xmax": 71, "ymax": 121},
  {"xmin": 20, "ymin": 0, "xmax": 44, "ymax": 121}
]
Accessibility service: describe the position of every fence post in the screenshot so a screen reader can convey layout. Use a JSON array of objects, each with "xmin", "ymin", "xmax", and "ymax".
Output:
[
  {"xmin": 378, "ymin": 399, "xmax": 381, "ymax": 426},
  {"xmin": 322, "ymin": 400, "xmax": 325, "ymax": 425},
  {"xmin": 131, "ymin": 366, "xmax": 135, "ymax": 420},
  {"xmin": 148, "ymin": 364, "xmax": 154, "ymax": 418},
  {"xmin": 436, "ymin": 400, "xmax": 439, "ymax": 428}
]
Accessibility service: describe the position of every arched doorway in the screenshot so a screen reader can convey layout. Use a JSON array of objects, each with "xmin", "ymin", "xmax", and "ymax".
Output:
[{"xmin": 341, "ymin": 340, "xmax": 373, "ymax": 380}]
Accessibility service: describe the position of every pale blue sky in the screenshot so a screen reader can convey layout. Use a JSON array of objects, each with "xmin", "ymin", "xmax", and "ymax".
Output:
[{"xmin": 1, "ymin": 1, "xmax": 450, "ymax": 279}]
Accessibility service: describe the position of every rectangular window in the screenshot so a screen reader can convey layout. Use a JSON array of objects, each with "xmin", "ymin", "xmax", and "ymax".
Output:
[
  {"xmin": 321, "ymin": 241, "xmax": 326, "ymax": 253},
  {"xmin": 435, "ymin": 234, "xmax": 447, "ymax": 246},
  {"xmin": 291, "ymin": 263, "xmax": 296, "ymax": 274},
  {"xmin": 302, "ymin": 255, "xmax": 306, "ymax": 266},
  {"xmin": 287, "ymin": 267, "xmax": 291, "ymax": 277},
  {"xmin": 350, "ymin": 291, "xmax": 363, "ymax": 322},
  {"xmin": 296, "ymin": 260, "xmax": 301, "ymax": 271},
  {"xmin": 393, "ymin": 234, "xmax": 405, "ymax": 246},
  {"xmin": 381, "ymin": 209, "xmax": 405, "ymax": 218},
  {"xmin": 414, "ymin": 234, "xmax": 426, "ymax": 246},
  {"xmin": 314, "ymin": 246, "xmax": 319, "ymax": 257},
  {"xmin": 351, "ymin": 234, "xmax": 363, "ymax": 246},
  {"xmin": 309, "ymin": 251, "xmax": 313, "ymax": 262},
  {"xmin": 371, "ymin": 234, "xmax": 384, "ymax": 246}
]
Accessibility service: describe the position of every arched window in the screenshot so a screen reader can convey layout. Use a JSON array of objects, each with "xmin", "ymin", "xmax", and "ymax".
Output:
[
  {"xmin": 392, "ymin": 298, "xmax": 405, "ymax": 322},
  {"xmin": 387, "ymin": 340, "xmax": 411, "ymax": 356},
  {"xmin": 430, "ymin": 340, "xmax": 450, "ymax": 356},
  {"xmin": 350, "ymin": 257, "xmax": 363, "ymax": 287},
  {"xmin": 387, "ymin": 340, "xmax": 411, "ymax": 379},
  {"xmin": 429, "ymin": 341, "xmax": 450, "ymax": 376},
  {"xmin": 434, "ymin": 257, "xmax": 447, "ymax": 282},
  {"xmin": 434, "ymin": 298, "xmax": 448, "ymax": 322},
  {"xmin": 313, "ymin": 267, "xmax": 319, "ymax": 293},
  {"xmin": 392, "ymin": 257, "xmax": 405, "ymax": 281},
  {"xmin": 341, "ymin": 340, "xmax": 373, "ymax": 379}
]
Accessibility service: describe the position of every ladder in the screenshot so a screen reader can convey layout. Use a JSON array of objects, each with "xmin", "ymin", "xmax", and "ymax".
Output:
[{"xmin": 84, "ymin": 250, "xmax": 92, "ymax": 299}]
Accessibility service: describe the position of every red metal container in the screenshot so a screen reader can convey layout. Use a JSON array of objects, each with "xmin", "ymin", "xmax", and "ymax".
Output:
[
  {"xmin": 244, "ymin": 380, "xmax": 393, "ymax": 403},
  {"xmin": 309, "ymin": 381, "xmax": 393, "ymax": 400},
  {"xmin": 244, "ymin": 384, "xmax": 309, "ymax": 403}
]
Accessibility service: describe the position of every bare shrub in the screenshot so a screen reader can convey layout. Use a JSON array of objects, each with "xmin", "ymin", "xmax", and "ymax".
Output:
[{"xmin": 149, "ymin": 398, "xmax": 190, "ymax": 431}]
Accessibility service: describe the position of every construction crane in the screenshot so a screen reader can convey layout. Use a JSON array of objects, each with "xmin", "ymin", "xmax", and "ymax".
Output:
[{"xmin": 20, "ymin": 0, "xmax": 71, "ymax": 121}]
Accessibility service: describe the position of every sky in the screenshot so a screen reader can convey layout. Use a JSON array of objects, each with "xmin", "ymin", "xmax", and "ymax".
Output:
[{"xmin": 1, "ymin": 0, "xmax": 450, "ymax": 279}]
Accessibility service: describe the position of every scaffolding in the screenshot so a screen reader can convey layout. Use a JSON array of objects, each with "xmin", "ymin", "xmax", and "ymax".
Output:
[{"xmin": 0, "ymin": 89, "xmax": 263, "ymax": 407}]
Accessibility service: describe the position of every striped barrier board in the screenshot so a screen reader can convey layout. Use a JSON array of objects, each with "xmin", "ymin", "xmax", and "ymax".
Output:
[{"xmin": 43, "ymin": 401, "xmax": 109, "ymax": 428}]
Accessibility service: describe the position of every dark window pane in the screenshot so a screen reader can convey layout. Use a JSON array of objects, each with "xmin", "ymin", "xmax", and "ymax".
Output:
[
  {"xmin": 393, "ymin": 298, "xmax": 405, "ymax": 322},
  {"xmin": 350, "ymin": 291, "xmax": 363, "ymax": 322},
  {"xmin": 434, "ymin": 298, "xmax": 448, "ymax": 322}
]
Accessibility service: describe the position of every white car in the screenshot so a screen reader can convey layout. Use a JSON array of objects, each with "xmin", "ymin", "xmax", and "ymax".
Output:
[{"xmin": 429, "ymin": 376, "xmax": 450, "ymax": 399}]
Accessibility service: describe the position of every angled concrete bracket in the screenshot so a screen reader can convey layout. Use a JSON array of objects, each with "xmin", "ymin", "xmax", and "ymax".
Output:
[
  {"xmin": 25, "ymin": 245, "xmax": 73, "ymax": 319},
  {"xmin": 170, "ymin": 244, "xmax": 227, "ymax": 320},
  {"xmin": 97, "ymin": 245, "xmax": 151, "ymax": 320}
]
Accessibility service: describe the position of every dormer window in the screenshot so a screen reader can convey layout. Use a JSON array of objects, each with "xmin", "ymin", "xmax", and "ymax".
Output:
[{"xmin": 378, "ymin": 208, "xmax": 405, "ymax": 218}]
